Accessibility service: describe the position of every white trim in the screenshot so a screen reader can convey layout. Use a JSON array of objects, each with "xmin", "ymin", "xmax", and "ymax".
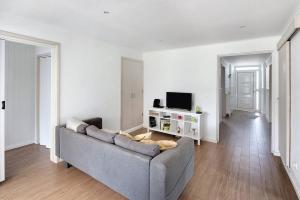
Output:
[
  {"xmin": 277, "ymin": 15, "xmax": 300, "ymax": 50},
  {"xmin": 123, "ymin": 124, "xmax": 144, "ymax": 133},
  {"xmin": 284, "ymin": 164, "xmax": 300, "ymax": 199},
  {"xmin": 0, "ymin": 29, "xmax": 60, "ymax": 178},
  {"xmin": 201, "ymin": 137, "xmax": 218, "ymax": 144},
  {"xmin": 5, "ymin": 141, "xmax": 35, "ymax": 151},
  {"xmin": 273, "ymin": 151, "xmax": 281, "ymax": 157}
]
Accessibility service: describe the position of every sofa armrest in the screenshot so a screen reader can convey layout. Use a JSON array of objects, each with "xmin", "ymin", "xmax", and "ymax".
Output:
[{"xmin": 150, "ymin": 138, "xmax": 194, "ymax": 200}]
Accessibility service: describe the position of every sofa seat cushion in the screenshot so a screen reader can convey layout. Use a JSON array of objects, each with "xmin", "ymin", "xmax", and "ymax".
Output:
[
  {"xmin": 86, "ymin": 125, "xmax": 117, "ymax": 144},
  {"xmin": 115, "ymin": 135, "xmax": 160, "ymax": 157}
]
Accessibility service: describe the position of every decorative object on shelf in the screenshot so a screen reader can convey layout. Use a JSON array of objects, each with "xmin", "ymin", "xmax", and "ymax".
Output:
[
  {"xmin": 153, "ymin": 99, "xmax": 164, "ymax": 108},
  {"xmin": 195, "ymin": 105, "xmax": 202, "ymax": 114},
  {"xmin": 149, "ymin": 116, "xmax": 157, "ymax": 127},
  {"xmin": 178, "ymin": 115, "xmax": 183, "ymax": 120},
  {"xmin": 177, "ymin": 127, "xmax": 181, "ymax": 133}
]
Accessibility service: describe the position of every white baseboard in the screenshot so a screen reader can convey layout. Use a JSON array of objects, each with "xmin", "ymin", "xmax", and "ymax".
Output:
[
  {"xmin": 5, "ymin": 141, "xmax": 35, "ymax": 151},
  {"xmin": 284, "ymin": 165, "xmax": 300, "ymax": 199},
  {"xmin": 272, "ymin": 151, "xmax": 281, "ymax": 157},
  {"xmin": 101, "ymin": 128, "xmax": 118, "ymax": 134},
  {"xmin": 201, "ymin": 137, "xmax": 218, "ymax": 143},
  {"xmin": 123, "ymin": 125, "xmax": 144, "ymax": 133}
]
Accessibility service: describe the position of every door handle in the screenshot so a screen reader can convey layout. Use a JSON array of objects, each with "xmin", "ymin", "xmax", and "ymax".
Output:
[{"xmin": 1, "ymin": 101, "xmax": 5, "ymax": 110}]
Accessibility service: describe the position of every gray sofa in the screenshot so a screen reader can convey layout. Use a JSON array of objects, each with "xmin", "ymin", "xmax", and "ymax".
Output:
[{"xmin": 55, "ymin": 118, "xmax": 194, "ymax": 200}]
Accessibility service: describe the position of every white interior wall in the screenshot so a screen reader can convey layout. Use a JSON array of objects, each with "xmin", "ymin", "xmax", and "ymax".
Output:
[
  {"xmin": 0, "ymin": 16, "xmax": 142, "ymax": 131},
  {"xmin": 5, "ymin": 41, "xmax": 36, "ymax": 150},
  {"xmin": 143, "ymin": 36, "xmax": 279, "ymax": 144}
]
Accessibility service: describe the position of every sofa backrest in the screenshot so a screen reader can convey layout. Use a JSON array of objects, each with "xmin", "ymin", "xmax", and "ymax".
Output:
[{"xmin": 58, "ymin": 127, "xmax": 152, "ymax": 200}]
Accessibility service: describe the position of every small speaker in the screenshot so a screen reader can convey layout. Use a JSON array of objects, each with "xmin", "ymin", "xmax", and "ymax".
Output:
[{"xmin": 153, "ymin": 99, "xmax": 163, "ymax": 108}]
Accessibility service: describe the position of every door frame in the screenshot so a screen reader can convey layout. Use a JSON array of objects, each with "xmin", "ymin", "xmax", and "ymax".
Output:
[
  {"xmin": 120, "ymin": 57, "xmax": 144, "ymax": 132},
  {"xmin": 0, "ymin": 30, "xmax": 60, "ymax": 182},
  {"xmin": 35, "ymin": 53, "xmax": 52, "ymax": 147},
  {"xmin": 217, "ymin": 50, "xmax": 274, "ymax": 148},
  {"xmin": 236, "ymin": 70, "xmax": 257, "ymax": 112}
]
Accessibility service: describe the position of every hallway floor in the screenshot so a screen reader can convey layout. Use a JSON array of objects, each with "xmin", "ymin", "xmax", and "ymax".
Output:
[{"xmin": 0, "ymin": 111, "xmax": 298, "ymax": 200}]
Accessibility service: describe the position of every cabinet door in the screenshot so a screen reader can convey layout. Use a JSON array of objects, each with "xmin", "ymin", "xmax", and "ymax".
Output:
[
  {"xmin": 278, "ymin": 41, "xmax": 291, "ymax": 167},
  {"xmin": 121, "ymin": 58, "xmax": 143, "ymax": 131},
  {"xmin": 291, "ymin": 32, "xmax": 300, "ymax": 176}
]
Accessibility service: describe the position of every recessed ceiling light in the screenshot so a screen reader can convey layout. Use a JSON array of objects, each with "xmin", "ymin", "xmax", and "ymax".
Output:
[
  {"xmin": 239, "ymin": 25, "xmax": 247, "ymax": 29},
  {"xmin": 104, "ymin": 11, "xmax": 111, "ymax": 14}
]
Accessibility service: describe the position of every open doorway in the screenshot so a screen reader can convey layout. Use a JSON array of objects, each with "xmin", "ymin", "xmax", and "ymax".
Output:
[
  {"xmin": 1, "ymin": 41, "xmax": 51, "ymax": 180},
  {"xmin": 0, "ymin": 31, "xmax": 60, "ymax": 183},
  {"xmin": 219, "ymin": 53, "xmax": 272, "ymax": 120},
  {"xmin": 218, "ymin": 52, "xmax": 273, "ymax": 146}
]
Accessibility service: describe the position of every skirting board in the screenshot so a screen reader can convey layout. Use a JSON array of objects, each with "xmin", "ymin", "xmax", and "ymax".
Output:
[
  {"xmin": 284, "ymin": 165, "xmax": 300, "ymax": 199},
  {"xmin": 5, "ymin": 141, "xmax": 35, "ymax": 151},
  {"xmin": 201, "ymin": 137, "xmax": 218, "ymax": 144},
  {"xmin": 122, "ymin": 125, "xmax": 144, "ymax": 133},
  {"xmin": 272, "ymin": 151, "xmax": 281, "ymax": 157}
]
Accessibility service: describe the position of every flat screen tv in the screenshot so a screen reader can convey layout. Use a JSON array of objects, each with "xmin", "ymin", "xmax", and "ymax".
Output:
[{"xmin": 166, "ymin": 92, "xmax": 192, "ymax": 111}]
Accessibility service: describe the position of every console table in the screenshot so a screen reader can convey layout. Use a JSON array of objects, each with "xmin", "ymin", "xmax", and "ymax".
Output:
[{"xmin": 147, "ymin": 108, "xmax": 203, "ymax": 145}]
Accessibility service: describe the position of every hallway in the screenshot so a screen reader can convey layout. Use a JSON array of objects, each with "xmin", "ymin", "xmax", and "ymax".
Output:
[{"xmin": 181, "ymin": 111, "xmax": 298, "ymax": 199}]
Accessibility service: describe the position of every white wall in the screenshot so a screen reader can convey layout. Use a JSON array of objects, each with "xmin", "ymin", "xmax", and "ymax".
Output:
[
  {"xmin": 143, "ymin": 36, "xmax": 279, "ymax": 144},
  {"xmin": 5, "ymin": 41, "xmax": 36, "ymax": 150},
  {"xmin": 0, "ymin": 16, "xmax": 142, "ymax": 131}
]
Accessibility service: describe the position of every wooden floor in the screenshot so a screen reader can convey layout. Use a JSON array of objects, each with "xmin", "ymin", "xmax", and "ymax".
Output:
[{"xmin": 0, "ymin": 111, "xmax": 298, "ymax": 200}]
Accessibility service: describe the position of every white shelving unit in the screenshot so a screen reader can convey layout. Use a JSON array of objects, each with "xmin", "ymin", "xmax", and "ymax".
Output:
[{"xmin": 148, "ymin": 108, "xmax": 203, "ymax": 145}]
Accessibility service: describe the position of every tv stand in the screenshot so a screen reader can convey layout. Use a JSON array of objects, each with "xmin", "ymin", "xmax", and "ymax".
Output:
[{"xmin": 148, "ymin": 108, "xmax": 203, "ymax": 145}]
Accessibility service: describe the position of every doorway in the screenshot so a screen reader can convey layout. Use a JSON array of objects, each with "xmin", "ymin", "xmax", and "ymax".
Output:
[
  {"xmin": 0, "ymin": 30, "xmax": 60, "ymax": 182},
  {"xmin": 121, "ymin": 57, "xmax": 144, "ymax": 132},
  {"xmin": 218, "ymin": 53, "xmax": 273, "ymax": 144}
]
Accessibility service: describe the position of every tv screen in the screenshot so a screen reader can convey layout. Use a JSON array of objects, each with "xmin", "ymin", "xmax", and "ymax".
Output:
[{"xmin": 166, "ymin": 92, "xmax": 192, "ymax": 111}]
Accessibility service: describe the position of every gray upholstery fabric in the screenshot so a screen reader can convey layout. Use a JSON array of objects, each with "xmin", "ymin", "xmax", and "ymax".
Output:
[
  {"xmin": 114, "ymin": 135, "xmax": 160, "ymax": 157},
  {"xmin": 150, "ymin": 138, "xmax": 194, "ymax": 200},
  {"xmin": 56, "ymin": 123, "xmax": 194, "ymax": 200},
  {"xmin": 77, "ymin": 123, "xmax": 89, "ymax": 134},
  {"xmin": 86, "ymin": 125, "xmax": 116, "ymax": 144}
]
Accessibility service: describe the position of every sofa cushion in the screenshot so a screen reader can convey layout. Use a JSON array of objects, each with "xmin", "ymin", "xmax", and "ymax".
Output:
[
  {"xmin": 114, "ymin": 135, "xmax": 160, "ymax": 157},
  {"xmin": 66, "ymin": 118, "xmax": 89, "ymax": 134},
  {"xmin": 86, "ymin": 125, "xmax": 117, "ymax": 144}
]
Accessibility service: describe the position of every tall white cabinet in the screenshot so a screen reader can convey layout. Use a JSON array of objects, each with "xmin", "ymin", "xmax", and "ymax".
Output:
[{"xmin": 290, "ymin": 30, "xmax": 300, "ymax": 193}]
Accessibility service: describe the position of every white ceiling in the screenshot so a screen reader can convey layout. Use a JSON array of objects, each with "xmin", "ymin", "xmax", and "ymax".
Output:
[
  {"xmin": 222, "ymin": 53, "xmax": 271, "ymax": 66},
  {"xmin": 0, "ymin": 0, "xmax": 299, "ymax": 51}
]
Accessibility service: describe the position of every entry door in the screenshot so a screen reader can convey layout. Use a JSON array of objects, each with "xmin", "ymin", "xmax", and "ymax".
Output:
[
  {"xmin": 237, "ymin": 72, "xmax": 255, "ymax": 111},
  {"xmin": 0, "ymin": 40, "xmax": 5, "ymax": 182},
  {"xmin": 39, "ymin": 56, "xmax": 51, "ymax": 148},
  {"xmin": 121, "ymin": 58, "xmax": 143, "ymax": 131},
  {"xmin": 278, "ymin": 41, "xmax": 291, "ymax": 168}
]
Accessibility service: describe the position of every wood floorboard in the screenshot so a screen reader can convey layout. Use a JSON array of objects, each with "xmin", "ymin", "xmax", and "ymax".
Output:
[{"xmin": 0, "ymin": 111, "xmax": 298, "ymax": 200}]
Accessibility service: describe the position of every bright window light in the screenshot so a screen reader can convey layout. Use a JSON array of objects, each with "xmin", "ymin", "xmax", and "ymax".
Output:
[{"xmin": 236, "ymin": 66, "xmax": 259, "ymax": 71}]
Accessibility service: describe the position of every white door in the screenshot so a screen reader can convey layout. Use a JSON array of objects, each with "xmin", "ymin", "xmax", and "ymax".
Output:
[
  {"xmin": 121, "ymin": 58, "xmax": 143, "ymax": 131},
  {"xmin": 0, "ymin": 40, "xmax": 5, "ymax": 182},
  {"xmin": 39, "ymin": 56, "xmax": 51, "ymax": 148},
  {"xmin": 278, "ymin": 41, "xmax": 291, "ymax": 167},
  {"xmin": 237, "ymin": 72, "xmax": 255, "ymax": 111}
]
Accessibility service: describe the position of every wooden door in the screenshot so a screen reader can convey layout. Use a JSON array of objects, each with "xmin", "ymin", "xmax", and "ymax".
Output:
[
  {"xmin": 121, "ymin": 58, "xmax": 143, "ymax": 131},
  {"xmin": 278, "ymin": 41, "xmax": 291, "ymax": 167}
]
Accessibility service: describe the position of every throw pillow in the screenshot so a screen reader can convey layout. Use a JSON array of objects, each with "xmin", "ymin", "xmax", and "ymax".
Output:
[
  {"xmin": 86, "ymin": 125, "xmax": 116, "ymax": 144},
  {"xmin": 66, "ymin": 118, "xmax": 88, "ymax": 134}
]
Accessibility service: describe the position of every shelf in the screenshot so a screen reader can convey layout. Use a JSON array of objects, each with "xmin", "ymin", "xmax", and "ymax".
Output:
[{"xmin": 148, "ymin": 108, "xmax": 203, "ymax": 145}]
